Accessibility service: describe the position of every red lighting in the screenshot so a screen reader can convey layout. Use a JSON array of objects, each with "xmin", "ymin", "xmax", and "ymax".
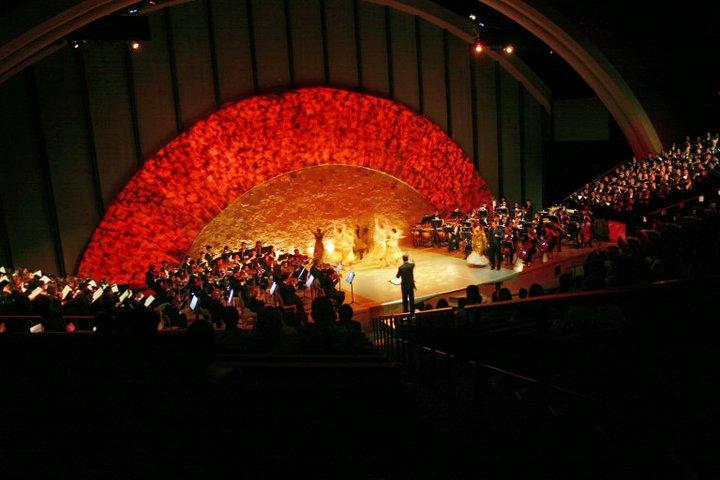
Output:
[
  {"xmin": 78, "ymin": 88, "xmax": 493, "ymax": 285},
  {"xmin": 472, "ymin": 41, "xmax": 484, "ymax": 55}
]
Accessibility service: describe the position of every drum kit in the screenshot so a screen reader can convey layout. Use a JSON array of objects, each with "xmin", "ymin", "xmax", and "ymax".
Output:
[{"xmin": 413, "ymin": 211, "xmax": 469, "ymax": 249}]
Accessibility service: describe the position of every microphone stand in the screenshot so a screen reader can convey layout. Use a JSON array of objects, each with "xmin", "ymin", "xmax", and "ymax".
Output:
[{"xmin": 349, "ymin": 279, "xmax": 357, "ymax": 305}]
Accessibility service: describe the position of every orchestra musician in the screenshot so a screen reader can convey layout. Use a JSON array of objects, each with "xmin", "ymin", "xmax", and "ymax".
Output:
[
  {"xmin": 430, "ymin": 211, "xmax": 444, "ymax": 246},
  {"xmin": 501, "ymin": 225, "xmax": 515, "ymax": 267},
  {"xmin": 477, "ymin": 203, "xmax": 489, "ymax": 220}
]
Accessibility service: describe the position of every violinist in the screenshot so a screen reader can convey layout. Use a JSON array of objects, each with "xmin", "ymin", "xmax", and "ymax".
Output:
[
  {"xmin": 291, "ymin": 248, "xmax": 307, "ymax": 266},
  {"xmin": 477, "ymin": 203, "xmax": 488, "ymax": 220},
  {"xmin": 311, "ymin": 263, "xmax": 345, "ymax": 305},
  {"xmin": 501, "ymin": 224, "xmax": 515, "ymax": 268},
  {"xmin": 203, "ymin": 245, "xmax": 214, "ymax": 265},
  {"xmin": 276, "ymin": 269, "xmax": 307, "ymax": 323},
  {"xmin": 521, "ymin": 229, "xmax": 538, "ymax": 267}
]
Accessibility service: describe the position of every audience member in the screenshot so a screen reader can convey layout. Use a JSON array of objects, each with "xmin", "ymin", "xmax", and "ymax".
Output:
[{"xmin": 528, "ymin": 284, "xmax": 545, "ymax": 298}]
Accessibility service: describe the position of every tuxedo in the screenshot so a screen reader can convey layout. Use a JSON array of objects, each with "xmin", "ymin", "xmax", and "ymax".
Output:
[{"xmin": 396, "ymin": 260, "xmax": 415, "ymax": 313}]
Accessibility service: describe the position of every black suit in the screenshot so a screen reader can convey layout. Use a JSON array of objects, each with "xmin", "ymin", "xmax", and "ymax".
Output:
[
  {"xmin": 488, "ymin": 227, "xmax": 504, "ymax": 270},
  {"xmin": 396, "ymin": 261, "xmax": 415, "ymax": 313}
]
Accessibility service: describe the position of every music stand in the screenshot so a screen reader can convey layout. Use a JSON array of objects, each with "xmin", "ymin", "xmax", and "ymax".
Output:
[{"xmin": 345, "ymin": 271, "xmax": 357, "ymax": 304}]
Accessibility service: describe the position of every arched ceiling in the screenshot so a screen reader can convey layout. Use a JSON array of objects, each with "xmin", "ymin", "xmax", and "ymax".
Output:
[
  {"xmin": 0, "ymin": 0, "xmax": 665, "ymax": 157},
  {"xmin": 371, "ymin": 0, "xmax": 663, "ymax": 156},
  {"xmin": 0, "ymin": 0, "xmax": 684, "ymax": 154}
]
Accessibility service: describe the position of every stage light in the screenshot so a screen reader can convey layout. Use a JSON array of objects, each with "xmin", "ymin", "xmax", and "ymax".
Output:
[
  {"xmin": 469, "ymin": 14, "xmax": 477, "ymax": 21},
  {"xmin": 503, "ymin": 44, "xmax": 515, "ymax": 55},
  {"xmin": 472, "ymin": 40, "xmax": 484, "ymax": 55},
  {"xmin": 324, "ymin": 240, "xmax": 335, "ymax": 254},
  {"xmin": 131, "ymin": 41, "xmax": 141, "ymax": 50},
  {"xmin": 73, "ymin": 42, "xmax": 80, "ymax": 49}
]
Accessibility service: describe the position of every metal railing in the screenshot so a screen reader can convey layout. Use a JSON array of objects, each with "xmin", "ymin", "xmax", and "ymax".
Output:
[{"xmin": 370, "ymin": 277, "xmax": 720, "ymax": 456}]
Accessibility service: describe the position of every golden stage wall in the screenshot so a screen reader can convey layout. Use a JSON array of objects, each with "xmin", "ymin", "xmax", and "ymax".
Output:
[{"xmin": 190, "ymin": 165, "xmax": 436, "ymax": 259}]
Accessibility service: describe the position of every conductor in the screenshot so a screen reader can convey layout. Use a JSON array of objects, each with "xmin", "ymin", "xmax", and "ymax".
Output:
[{"xmin": 395, "ymin": 254, "xmax": 416, "ymax": 313}]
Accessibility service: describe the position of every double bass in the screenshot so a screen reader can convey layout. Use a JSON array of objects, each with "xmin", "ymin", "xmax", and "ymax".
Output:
[
  {"xmin": 578, "ymin": 212, "xmax": 592, "ymax": 247},
  {"xmin": 518, "ymin": 230, "xmax": 536, "ymax": 262},
  {"xmin": 501, "ymin": 226, "xmax": 514, "ymax": 258}
]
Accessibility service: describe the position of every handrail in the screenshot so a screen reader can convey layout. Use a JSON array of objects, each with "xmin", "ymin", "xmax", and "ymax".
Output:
[
  {"xmin": 563, "ymin": 161, "xmax": 629, "ymax": 203},
  {"xmin": 646, "ymin": 187, "xmax": 719, "ymax": 217},
  {"xmin": 377, "ymin": 273, "xmax": 720, "ymax": 321}
]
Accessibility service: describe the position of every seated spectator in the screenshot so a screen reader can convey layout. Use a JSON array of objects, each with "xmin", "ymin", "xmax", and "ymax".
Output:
[
  {"xmin": 252, "ymin": 306, "xmax": 283, "ymax": 349},
  {"xmin": 310, "ymin": 296, "xmax": 336, "ymax": 328},
  {"xmin": 338, "ymin": 304, "xmax": 361, "ymax": 334},
  {"xmin": 465, "ymin": 284, "xmax": 483, "ymax": 305},
  {"xmin": 184, "ymin": 318, "xmax": 215, "ymax": 376},
  {"xmin": 518, "ymin": 287, "xmax": 528, "ymax": 299},
  {"xmin": 497, "ymin": 288, "xmax": 512, "ymax": 302},
  {"xmin": 435, "ymin": 298, "xmax": 450, "ymax": 309},
  {"xmin": 217, "ymin": 306, "xmax": 246, "ymax": 344},
  {"xmin": 528, "ymin": 283, "xmax": 545, "ymax": 297},
  {"xmin": 557, "ymin": 273, "xmax": 573, "ymax": 292}
]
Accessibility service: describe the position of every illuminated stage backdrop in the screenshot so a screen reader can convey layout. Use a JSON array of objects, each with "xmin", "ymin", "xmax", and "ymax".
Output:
[
  {"xmin": 189, "ymin": 164, "xmax": 436, "ymax": 260},
  {"xmin": 78, "ymin": 87, "xmax": 493, "ymax": 285}
]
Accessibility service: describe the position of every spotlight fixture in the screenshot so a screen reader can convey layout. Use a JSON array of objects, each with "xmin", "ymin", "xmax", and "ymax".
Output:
[
  {"xmin": 131, "ymin": 41, "xmax": 141, "ymax": 50},
  {"xmin": 503, "ymin": 44, "xmax": 515, "ymax": 55},
  {"xmin": 472, "ymin": 39, "xmax": 484, "ymax": 55},
  {"xmin": 468, "ymin": 13, "xmax": 477, "ymax": 21}
]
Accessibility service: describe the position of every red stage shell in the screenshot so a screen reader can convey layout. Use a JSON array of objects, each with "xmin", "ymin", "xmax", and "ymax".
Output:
[{"xmin": 78, "ymin": 87, "xmax": 493, "ymax": 285}]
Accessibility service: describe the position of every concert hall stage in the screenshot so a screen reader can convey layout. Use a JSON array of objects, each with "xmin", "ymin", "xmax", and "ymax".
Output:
[{"xmin": 344, "ymin": 248, "xmax": 518, "ymax": 308}]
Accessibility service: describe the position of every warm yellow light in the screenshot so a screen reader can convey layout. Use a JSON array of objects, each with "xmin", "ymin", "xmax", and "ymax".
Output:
[
  {"xmin": 472, "ymin": 41, "xmax": 484, "ymax": 55},
  {"xmin": 324, "ymin": 240, "xmax": 335, "ymax": 254},
  {"xmin": 131, "ymin": 41, "xmax": 141, "ymax": 50},
  {"xmin": 503, "ymin": 44, "xmax": 515, "ymax": 55}
]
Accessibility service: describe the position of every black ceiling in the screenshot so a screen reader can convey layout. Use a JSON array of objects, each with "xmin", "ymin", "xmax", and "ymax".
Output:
[{"xmin": 432, "ymin": 0, "xmax": 720, "ymax": 135}]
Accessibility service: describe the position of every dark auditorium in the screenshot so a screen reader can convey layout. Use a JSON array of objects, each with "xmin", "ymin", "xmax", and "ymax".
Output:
[{"xmin": 1, "ymin": 0, "xmax": 719, "ymax": 477}]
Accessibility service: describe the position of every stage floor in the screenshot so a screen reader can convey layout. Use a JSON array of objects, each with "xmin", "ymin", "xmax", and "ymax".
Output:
[{"xmin": 344, "ymin": 248, "xmax": 518, "ymax": 307}]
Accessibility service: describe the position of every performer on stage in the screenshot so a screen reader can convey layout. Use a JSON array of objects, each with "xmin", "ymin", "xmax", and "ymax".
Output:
[
  {"xmin": 311, "ymin": 227, "xmax": 327, "ymax": 263},
  {"xmin": 332, "ymin": 223, "xmax": 356, "ymax": 265},
  {"xmin": 395, "ymin": 254, "xmax": 416, "ymax": 313},
  {"xmin": 354, "ymin": 224, "xmax": 368, "ymax": 260},
  {"xmin": 371, "ymin": 218, "xmax": 388, "ymax": 262},
  {"xmin": 383, "ymin": 228, "xmax": 403, "ymax": 267},
  {"xmin": 466, "ymin": 224, "xmax": 489, "ymax": 267},
  {"xmin": 488, "ymin": 219, "xmax": 504, "ymax": 270}
]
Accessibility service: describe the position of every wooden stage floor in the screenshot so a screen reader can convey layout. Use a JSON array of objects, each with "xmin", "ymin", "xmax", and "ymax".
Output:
[
  {"xmin": 335, "ymin": 242, "xmax": 606, "ymax": 327},
  {"xmin": 344, "ymin": 248, "xmax": 517, "ymax": 307}
]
